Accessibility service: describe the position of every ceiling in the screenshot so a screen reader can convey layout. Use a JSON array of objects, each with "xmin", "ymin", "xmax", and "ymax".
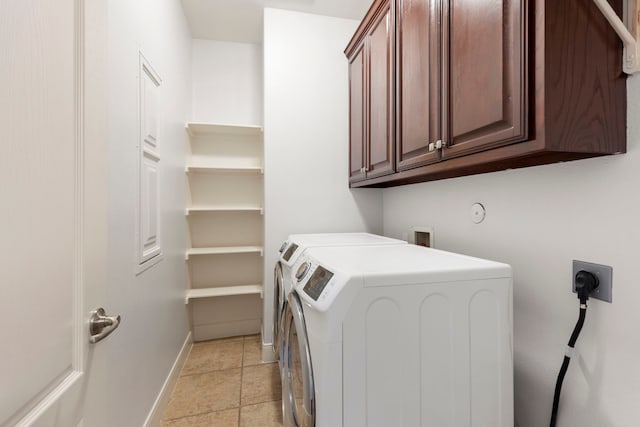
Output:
[{"xmin": 181, "ymin": 0, "xmax": 373, "ymax": 43}]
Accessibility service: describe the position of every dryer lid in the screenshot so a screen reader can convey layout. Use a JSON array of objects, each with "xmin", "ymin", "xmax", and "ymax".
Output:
[
  {"xmin": 282, "ymin": 233, "xmax": 406, "ymax": 266},
  {"xmin": 287, "ymin": 232, "xmax": 405, "ymax": 246},
  {"xmin": 304, "ymin": 244, "xmax": 512, "ymax": 287}
]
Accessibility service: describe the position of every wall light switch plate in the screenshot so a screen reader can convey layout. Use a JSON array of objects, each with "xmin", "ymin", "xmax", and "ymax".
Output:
[{"xmin": 572, "ymin": 260, "xmax": 613, "ymax": 303}]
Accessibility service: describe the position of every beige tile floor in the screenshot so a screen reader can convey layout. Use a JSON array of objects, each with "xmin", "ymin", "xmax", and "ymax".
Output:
[{"xmin": 161, "ymin": 335, "xmax": 283, "ymax": 427}]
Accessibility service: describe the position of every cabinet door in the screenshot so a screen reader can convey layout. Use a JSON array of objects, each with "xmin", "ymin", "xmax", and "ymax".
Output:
[
  {"xmin": 396, "ymin": 0, "xmax": 441, "ymax": 171},
  {"xmin": 442, "ymin": 0, "xmax": 526, "ymax": 159},
  {"xmin": 366, "ymin": 1, "xmax": 395, "ymax": 179},
  {"xmin": 348, "ymin": 43, "xmax": 367, "ymax": 183}
]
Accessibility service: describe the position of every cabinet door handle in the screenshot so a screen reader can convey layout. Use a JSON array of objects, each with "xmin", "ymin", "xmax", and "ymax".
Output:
[
  {"xmin": 435, "ymin": 140, "xmax": 448, "ymax": 149},
  {"xmin": 428, "ymin": 142, "xmax": 435, "ymax": 152}
]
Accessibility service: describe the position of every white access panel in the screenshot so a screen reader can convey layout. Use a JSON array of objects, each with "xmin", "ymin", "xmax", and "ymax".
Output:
[{"xmin": 137, "ymin": 55, "xmax": 162, "ymax": 270}]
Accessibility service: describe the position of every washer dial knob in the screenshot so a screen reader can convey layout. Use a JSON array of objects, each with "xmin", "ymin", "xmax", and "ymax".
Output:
[{"xmin": 296, "ymin": 262, "xmax": 311, "ymax": 281}]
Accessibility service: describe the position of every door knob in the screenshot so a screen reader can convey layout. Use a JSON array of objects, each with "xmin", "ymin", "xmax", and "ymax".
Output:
[{"xmin": 89, "ymin": 308, "xmax": 121, "ymax": 344}]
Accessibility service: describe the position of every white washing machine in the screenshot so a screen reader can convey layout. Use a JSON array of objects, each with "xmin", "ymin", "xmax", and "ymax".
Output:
[
  {"xmin": 282, "ymin": 244, "xmax": 513, "ymax": 427},
  {"xmin": 272, "ymin": 233, "xmax": 406, "ymax": 364}
]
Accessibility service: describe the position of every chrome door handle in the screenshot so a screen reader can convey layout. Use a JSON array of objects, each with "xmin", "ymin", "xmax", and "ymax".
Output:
[{"xmin": 89, "ymin": 308, "xmax": 121, "ymax": 344}]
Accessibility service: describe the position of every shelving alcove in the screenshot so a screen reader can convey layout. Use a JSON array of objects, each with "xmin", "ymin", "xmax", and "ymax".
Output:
[{"xmin": 184, "ymin": 122, "xmax": 264, "ymax": 340}]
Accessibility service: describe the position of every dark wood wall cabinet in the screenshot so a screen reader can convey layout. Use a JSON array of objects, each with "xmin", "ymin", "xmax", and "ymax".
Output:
[
  {"xmin": 349, "ymin": 0, "xmax": 395, "ymax": 184},
  {"xmin": 345, "ymin": 0, "xmax": 627, "ymax": 188}
]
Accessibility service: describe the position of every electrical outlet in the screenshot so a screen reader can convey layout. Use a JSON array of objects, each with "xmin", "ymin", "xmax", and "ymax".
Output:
[{"xmin": 572, "ymin": 260, "xmax": 613, "ymax": 303}]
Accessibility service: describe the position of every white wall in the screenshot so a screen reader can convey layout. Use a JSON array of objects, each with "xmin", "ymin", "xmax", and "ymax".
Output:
[
  {"xmin": 262, "ymin": 8, "xmax": 384, "ymax": 349},
  {"xmin": 383, "ymin": 75, "xmax": 640, "ymax": 426},
  {"xmin": 192, "ymin": 39, "xmax": 263, "ymax": 125},
  {"xmin": 107, "ymin": 0, "xmax": 191, "ymax": 425}
]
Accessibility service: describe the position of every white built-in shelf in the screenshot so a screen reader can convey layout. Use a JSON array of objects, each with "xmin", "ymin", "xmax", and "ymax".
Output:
[
  {"xmin": 184, "ymin": 118, "xmax": 265, "ymax": 339},
  {"xmin": 186, "ymin": 206, "xmax": 264, "ymax": 215},
  {"xmin": 185, "ymin": 284, "xmax": 263, "ymax": 304},
  {"xmin": 185, "ymin": 165, "xmax": 263, "ymax": 175},
  {"xmin": 185, "ymin": 245, "xmax": 264, "ymax": 260},
  {"xmin": 186, "ymin": 122, "xmax": 263, "ymax": 138}
]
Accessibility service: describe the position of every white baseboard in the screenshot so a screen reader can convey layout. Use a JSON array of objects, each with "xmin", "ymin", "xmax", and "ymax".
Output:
[
  {"xmin": 262, "ymin": 342, "xmax": 276, "ymax": 363},
  {"xmin": 261, "ymin": 323, "xmax": 276, "ymax": 363},
  {"xmin": 193, "ymin": 319, "xmax": 261, "ymax": 342},
  {"xmin": 143, "ymin": 331, "xmax": 193, "ymax": 427}
]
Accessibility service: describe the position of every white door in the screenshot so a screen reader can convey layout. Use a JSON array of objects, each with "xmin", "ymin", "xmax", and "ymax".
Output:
[{"xmin": 0, "ymin": 0, "xmax": 110, "ymax": 426}]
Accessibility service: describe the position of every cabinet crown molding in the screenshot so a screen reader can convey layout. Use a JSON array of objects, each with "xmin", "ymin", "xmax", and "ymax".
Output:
[{"xmin": 345, "ymin": 0, "xmax": 392, "ymax": 56}]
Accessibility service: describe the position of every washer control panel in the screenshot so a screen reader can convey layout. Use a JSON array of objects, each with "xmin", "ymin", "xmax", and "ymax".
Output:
[
  {"xmin": 302, "ymin": 265, "xmax": 334, "ymax": 301},
  {"xmin": 281, "ymin": 243, "xmax": 298, "ymax": 262}
]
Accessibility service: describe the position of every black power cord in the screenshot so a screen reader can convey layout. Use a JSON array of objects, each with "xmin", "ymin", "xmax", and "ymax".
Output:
[{"xmin": 549, "ymin": 270, "xmax": 599, "ymax": 427}]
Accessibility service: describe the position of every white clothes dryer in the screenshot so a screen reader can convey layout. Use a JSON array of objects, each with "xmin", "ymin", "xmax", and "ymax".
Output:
[
  {"xmin": 272, "ymin": 233, "xmax": 406, "ymax": 364},
  {"xmin": 282, "ymin": 244, "xmax": 513, "ymax": 427}
]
